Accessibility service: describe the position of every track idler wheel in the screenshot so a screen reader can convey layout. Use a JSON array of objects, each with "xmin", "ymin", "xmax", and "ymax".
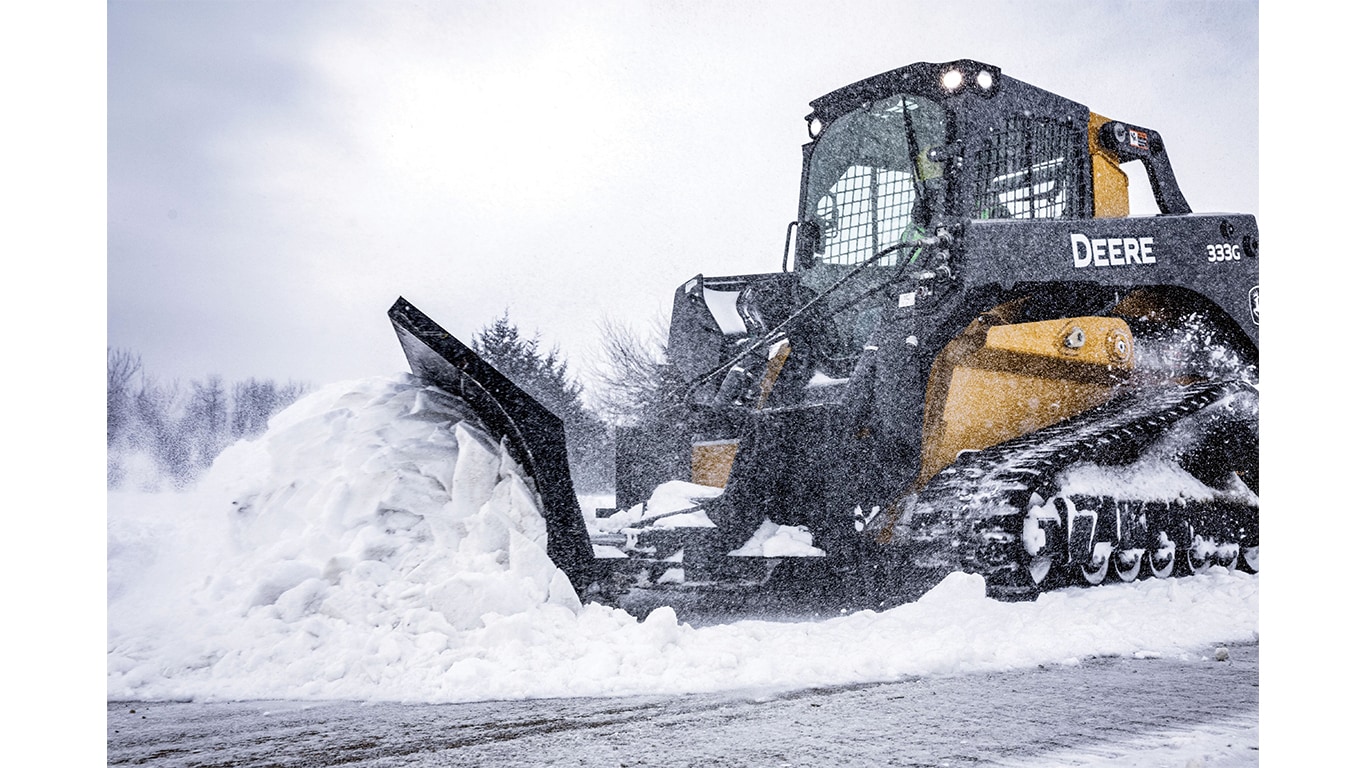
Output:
[
  {"xmin": 1064, "ymin": 495, "xmax": 1111, "ymax": 586},
  {"xmin": 1181, "ymin": 520, "xmax": 1217, "ymax": 574},
  {"xmin": 1213, "ymin": 542, "xmax": 1240, "ymax": 570},
  {"xmin": 1110, "ymin": 499, "xmax": 1147, "ymax": 583},
  {"xmin": 1020, "ymin": 492, "xmax": 1064, "ymax": 590},
  {"xmin": 979, "ymin": 492, "xmax": 1066, "ymax": 601},
  {"xmin": 1146, "ymin": 528, "xmax": 1177, "ymax": 578},
  {"xmin": 1141, "ymin": 501, "xmax": 1178, "ymax": 579},
  {"xmin": 1112, "ymin": 546, "xmax": 1143, "ymax": 583},
  {"xmin": 1179, "ymin": 501, "xmax": 1251, "ymax": 575},
  {"xmin": 1078, "ymin": 544, "xmax": 1111, "ymax": 586}
]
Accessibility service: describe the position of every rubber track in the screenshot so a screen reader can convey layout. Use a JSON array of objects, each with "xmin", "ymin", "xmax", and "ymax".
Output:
[{"xmin": 900, "ymin": 378, "xmax": 1256, "ymax": 593}]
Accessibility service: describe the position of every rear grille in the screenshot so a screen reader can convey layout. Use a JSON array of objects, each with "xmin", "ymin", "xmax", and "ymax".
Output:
[{"xmin": 971, "ymin": 117, "xmax": 1084, "ymax": 220}]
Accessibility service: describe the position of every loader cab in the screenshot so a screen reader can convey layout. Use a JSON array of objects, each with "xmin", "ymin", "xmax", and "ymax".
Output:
[
  {"xmin": 790, "ymin": 60, "xmax": 1099, "ymax": 365},
  {"xmin": 795, "ymin": 60, "xmax": 1099, "ymax": 264},
  {"xmin": 794, "ymin": 59, "xmax": 1190, "ymax": 259},
  {"xmin": 786, "ymin": 90, "xmax": 948, "ymax": 376},
  {"xmin": 798, "ymin": 92, "xmax": 947, "ymax": 273}
]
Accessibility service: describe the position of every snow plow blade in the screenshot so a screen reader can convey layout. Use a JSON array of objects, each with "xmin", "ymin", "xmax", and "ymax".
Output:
[{"xmin": 388, "ymin": 297, "xmax": 597, "ymax": 596}]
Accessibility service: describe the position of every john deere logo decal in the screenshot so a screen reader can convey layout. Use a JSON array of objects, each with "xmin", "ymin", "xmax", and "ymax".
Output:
[
  {"xmin": 1249, "ymin": 286, "xmax": 1259, "ymax": 325},
  {"xmin": 1070, "ymin": 233, "xmax": 1156, "ymax": 268}
]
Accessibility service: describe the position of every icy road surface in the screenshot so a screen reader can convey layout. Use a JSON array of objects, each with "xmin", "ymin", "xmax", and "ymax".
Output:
[{"xmin": 108, "ymin": 642, "xmax": 1257, "ymax": 767}]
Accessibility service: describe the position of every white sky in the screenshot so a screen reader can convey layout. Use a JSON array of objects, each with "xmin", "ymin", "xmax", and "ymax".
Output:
[{"xmin": 104, "ymin": 0, "xmax": 1260, "ymax": 389}]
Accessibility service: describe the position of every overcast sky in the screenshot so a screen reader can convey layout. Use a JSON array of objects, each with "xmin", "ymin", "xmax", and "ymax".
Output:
[{"xmin": 107, "ymin": 0, "xmax": 1260, "ymax": 391}]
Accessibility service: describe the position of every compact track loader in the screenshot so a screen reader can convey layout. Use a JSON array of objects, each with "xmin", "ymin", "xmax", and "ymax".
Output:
[{"xmin": 390, "ymin": 60, "xmax": 1259, "ymax": 617}]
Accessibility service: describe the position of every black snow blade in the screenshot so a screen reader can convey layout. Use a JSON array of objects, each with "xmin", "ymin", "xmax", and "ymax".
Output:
[{"xmin": 388, "ymin": 297, "xmax": 597, "ymax": 596}]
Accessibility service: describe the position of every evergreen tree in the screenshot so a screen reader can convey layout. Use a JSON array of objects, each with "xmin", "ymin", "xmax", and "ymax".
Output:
[
  {"xmin": 230, "ymin": 378, "xmax": 308, "ymax": 439},
  {"xmin": 472, "ymin": 311, "xmax": 614, "ymax": 492}
]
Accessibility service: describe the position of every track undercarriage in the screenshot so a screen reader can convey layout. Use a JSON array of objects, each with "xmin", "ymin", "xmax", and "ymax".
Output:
[
  {"xmin": 586, "ymin": 377, "xmax": 1258, "ymax": 616},
  {"xmin": 900, "ymin": 377, "xmax": 1258, "ymax": 601}
]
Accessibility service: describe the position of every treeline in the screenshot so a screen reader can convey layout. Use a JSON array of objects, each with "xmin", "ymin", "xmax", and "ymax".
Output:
[
  {"xmin": 106, "ymin": 348, "xmax": 311, "ymax": 490},
  {"xmin": 107, "ymin": 311, "xmax": 670, "ymax": 494}
]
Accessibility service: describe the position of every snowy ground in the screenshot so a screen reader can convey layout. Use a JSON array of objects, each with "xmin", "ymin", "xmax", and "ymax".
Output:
[
  {"xmin": 107, "ymin": 374, "xmax": 1259, "ymax": 710},
  {"xmin": 109, "ymin": 649, "xmax": 1260, "ymax": 767},
  {"xmin": 1002, "ymin": 713, "xmax": 1259, "ymax": 768}
]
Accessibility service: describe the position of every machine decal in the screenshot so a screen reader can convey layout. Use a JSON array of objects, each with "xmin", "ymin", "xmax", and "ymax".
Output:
[
  {"xmin": 1206, "ymin": 243, "xmax": 1243, "ymax": 262},
  {"xmin": 1070, "ymin": 233, "xmax": 1155, "ymax": 268},
  {"xmin": 1249, "ymin": 285, "xmax": 1259, "ymax": 325}
]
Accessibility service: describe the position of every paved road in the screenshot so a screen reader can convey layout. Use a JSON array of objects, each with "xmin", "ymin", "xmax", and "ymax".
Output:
[{"xmin": 108, "ymin": 641, "xmax": 1257, "ymax": 767}]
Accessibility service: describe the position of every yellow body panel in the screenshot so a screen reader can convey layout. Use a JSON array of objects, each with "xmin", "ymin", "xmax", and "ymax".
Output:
[
  {"xmin": 917, "ymin": 314, "xmax": 1134, "ymax": 488},
  {"xmin": 692, "ymin": 439, "xmax": 739, "ymax": 488},
  {"xmin": 753, "ymin": 339, "xmax": 792, "ymax": 410},
  {"xmin": 1089, "ymin": 112, "xmax": 1129, "ymax": 218},
  {"xmin": 693, "ymin": 339, "xmax": 793, "ymax": 487}
]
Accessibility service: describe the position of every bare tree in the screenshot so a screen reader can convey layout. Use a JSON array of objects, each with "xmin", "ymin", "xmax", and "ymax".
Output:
[
  {"xmin": 184, "ymin": 376, "xmax": 229, "ymax": 472},
  {"xmin": 107, "ymin": 348, "xmax": 145, "ymax": 485},
  {"xmin": 107, "ymin": 350, "xmax": 314, "ymax": 489},
  {"xmin": 132, "ymin": 376, "xmax": 192, "ymax": 487},
  {"xmin": 585, "ymin": 313, "xmax": 695, "ymax": 508},
  {"xmin": 586, "ymin": 314, "xmax": 671, "ymax": 427},
  {"xmin": 107, "ymin": 348, "xmax": 142, "ymax": 446}
]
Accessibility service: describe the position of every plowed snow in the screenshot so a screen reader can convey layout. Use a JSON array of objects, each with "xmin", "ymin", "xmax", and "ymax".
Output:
[{"xmin": 107, "ymin": 375, "xmax": 1258, "ymax": 703}]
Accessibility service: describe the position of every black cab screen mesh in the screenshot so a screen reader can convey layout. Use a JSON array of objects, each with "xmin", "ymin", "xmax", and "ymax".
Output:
[
  {"xmin": 804, "ymin": 95, "xmax": 946, "ymax": 267},
  {"xmin": 970, "ymin": 116, "xmax": 1085, "ymax": 220}
]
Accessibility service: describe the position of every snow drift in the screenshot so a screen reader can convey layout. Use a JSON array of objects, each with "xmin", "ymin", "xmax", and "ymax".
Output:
[{"xmin": 107, "ymin": 374, "xmax": 1258, "ymax": 703}]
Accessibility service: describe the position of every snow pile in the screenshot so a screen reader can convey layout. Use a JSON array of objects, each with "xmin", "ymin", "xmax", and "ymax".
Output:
[
  {"xmin": 108, "ymin": 374, "xmax": 1258, "ymax": 704},
  {"xmin": 108, "ymin": 375, "xmax": 579, "ymax": 700}
]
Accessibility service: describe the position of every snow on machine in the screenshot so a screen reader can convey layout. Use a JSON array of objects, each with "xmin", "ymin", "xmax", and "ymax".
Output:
[{"xmin": 389, "ymin": 60, "xmax": 1259, "ymax": 617}]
